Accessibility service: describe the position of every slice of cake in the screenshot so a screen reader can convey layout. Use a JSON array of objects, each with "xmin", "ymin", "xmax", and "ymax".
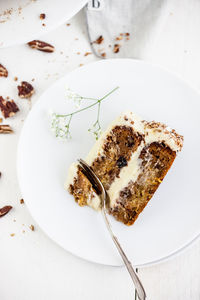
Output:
[{"xmin": 65, "ymin": 112, "xmax": 183, "ymax": 225}]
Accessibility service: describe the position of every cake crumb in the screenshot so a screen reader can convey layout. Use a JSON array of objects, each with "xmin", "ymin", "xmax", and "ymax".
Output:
[
  {"xmin": 14, "ymin": 76, "xmax": 18, "ymax": 81},
  {"xmin": 113, "ymin": 44, "xmax": 120, "ymax": 53},
  {"xmin": 42, "ymin": 23, "xmax": 46, "ymax": 27},
  {"xmin": 79, "ymin": 64, "xmax": 84, "ymax": 67},
  {"xmin": 93, "ymin": 35, "xmax": 104, "ymax": 44},
  {"xmin": 66, "ymin": 23, "xmax": 70, "ymax": 26},
  {"xmin": 77, "ymin": 52, "xmax": 80, "ymax": 55},
  {"xmin": 84, "ymin": 52, "xmax": 92, "ymax": 56},
  {"xmin": 0, "ymin": 118, "xmax": 2, "ymax": 123},
  {"xmin": 116, "ymin": 36, "xmax": 123, "ymax": 41},
  {"xmin": 39, "ymin": 13, "xmax": 46, "ymax": 20},
  {"xmin": 10, "ymin": 233, "xmax": 15, "ymax": 237},
  {"xmin": 101, "ymin": 52, "xmax": 106, "ymax": 58},
  {"xmin": 29, "ymin": 225, "xmax": 35, "ymax": 231},
  {"xmin": 22, "ymin": 230, "xmax": 25, "ymax": 233},
  {"xmin": 20, "ymin": 199, "xmax": 24, "ymax": 204}
]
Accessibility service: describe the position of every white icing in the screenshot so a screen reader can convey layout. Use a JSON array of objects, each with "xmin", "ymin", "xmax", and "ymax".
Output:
[
  {"xmin": 108, "ymin": 143, "xmax": 144, "ymax": 208},
  {"xmin": 87, "ymin": 192, "xmax": 101, "ymax": 211},
  {"xmin": 144, "ymin": 127, "xmax": 181, "ymax": 152},
  {"xmin": 65, "ymin": 162, "xmax": 78, "ymax": 189}
]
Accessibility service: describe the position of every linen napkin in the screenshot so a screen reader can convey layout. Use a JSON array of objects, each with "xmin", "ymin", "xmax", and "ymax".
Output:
[{"xmin": 85, "ymin": 0, "xmax": 171, "ymax": 59}]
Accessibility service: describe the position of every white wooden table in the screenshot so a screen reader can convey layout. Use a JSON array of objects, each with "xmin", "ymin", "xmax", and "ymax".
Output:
[{"xmin": 1, "ymin": 3, "xmax": 200, "ymax": 299}]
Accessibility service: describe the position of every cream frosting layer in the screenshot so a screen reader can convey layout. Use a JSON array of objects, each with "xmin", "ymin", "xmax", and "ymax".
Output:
[{"xmin": 65, "ymin": 111, "xmax": 183, "ymax": 210}]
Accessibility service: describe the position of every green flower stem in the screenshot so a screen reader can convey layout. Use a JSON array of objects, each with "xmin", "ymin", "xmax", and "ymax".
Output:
[
  {"xmin": 66, "ymin": 114, "xmax": 73, "ymax": 130},
  {"xmin": 52, "ymin": 86, "xmax": 119, "ymax": 140},
  {"xmin": 56, "ymin": 86, "xmax": 119, "ymax": 118},
  {"xmin": 80, "ymin": 97, "xmax": 98, "ymax": 101}
]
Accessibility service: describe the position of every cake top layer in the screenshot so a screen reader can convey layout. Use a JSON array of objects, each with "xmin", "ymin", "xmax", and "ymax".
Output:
[
  {"xmin": 89, "ymin": 111, "xmax": 183, "ymax": 154},
  {"xmin": 115, "ymin": 112, "xmax": 183, "ymax": 152}
]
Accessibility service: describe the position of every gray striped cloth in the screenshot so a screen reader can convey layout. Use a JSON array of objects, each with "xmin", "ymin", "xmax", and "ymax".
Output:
[{"xmin": 86, "ymin": 0, "xmax": 171, "ymax": 59}]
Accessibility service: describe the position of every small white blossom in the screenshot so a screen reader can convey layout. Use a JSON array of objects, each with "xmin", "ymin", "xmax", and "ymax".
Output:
[
  {"xmin": 66, "ymin": 86, "xmax": 82, "ymax": 109},
  {"xmin": 88, "ymin": 121, "xmax": 102, "ymax": 140},
  {"xmin": 51, "ymin": 112, "xmax": 71, "ymax": 139}
]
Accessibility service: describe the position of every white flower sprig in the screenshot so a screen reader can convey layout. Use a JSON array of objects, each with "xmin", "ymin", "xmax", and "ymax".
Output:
[
  {"xmin": 66, "ymin": 86, "xmax": 83, "ymax": 109},
  {"xmin": 51, "ymin": 86, "xmax": 119, "ymax": 140},
  {"xmin": 51, "ymin": 113, "xmax": 72, "ymax": 139}
]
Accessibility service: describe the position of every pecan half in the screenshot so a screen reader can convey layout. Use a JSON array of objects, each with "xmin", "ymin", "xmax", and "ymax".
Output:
[
  {"xmin": 0, "ymin": 64, "xmax": 8, "ymax": 77},
  {"xmin": 0, "ymin": 124, "xmax": 13, "ymax": 133},
  {"xmin": 27, "ymin": 40, "xmax": 55, "ymax": 53},
  {"xmin": 0, "ymin": 96, "xmax": 19, "ymax": 118},
  {"xmin": 18, "ymin": 81, "xmax": 34, "ymax": 98},
  {"xmin": 0, "ymin": 205, "xmax": 12, "ymax": 218}
]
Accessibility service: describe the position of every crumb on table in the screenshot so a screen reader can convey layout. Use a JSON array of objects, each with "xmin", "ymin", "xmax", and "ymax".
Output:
[{"xmin": 29, "ymin": 225, "xmax": 35, "ymax": 231}]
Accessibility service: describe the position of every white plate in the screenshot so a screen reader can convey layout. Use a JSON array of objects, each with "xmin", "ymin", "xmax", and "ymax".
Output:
[
  {"xmin": 0, "ymin": 0, "xmax": 87, "ymax": 48},
  {"xmin": 17, "ymin": 59, "xmax": 200, "ymax": 267}
]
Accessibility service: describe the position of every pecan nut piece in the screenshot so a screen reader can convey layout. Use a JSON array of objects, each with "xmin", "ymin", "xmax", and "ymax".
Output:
[
  {"xmin": 18, "ymin": 81, "xmax": 34, "ymax": 98},
  {"xmin": 0, "ymin": 205, "xmax": 12, "ymax": 218},
  {"xmin": 0, "ymin": 64, "xmax": 8, "ymax": 77},
  {"xmin": 27, "ymin": 40, "xmax": 55, "ymax": 53},
  {"xmin": 0, "ymin": 96, "xmax": 19, "ymax": 118},
  {"xmin": 0, "ymin": 124, "xmax": 13, "ymax": 133}
]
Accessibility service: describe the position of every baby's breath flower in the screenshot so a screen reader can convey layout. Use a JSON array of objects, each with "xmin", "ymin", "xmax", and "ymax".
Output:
[
  {"xmin": 88, "ymin": 121, "xmax": 102, "ymax": 140},
  {"xmin": 51, "ymin": 112, "xmax": 72, "ymax": 139},
  {"xmin": 50, "ymin": 86, "xmax": 119, "ymax": 140},
  {"xmin": 66, "ymin": 86, "xmax": 82, "ymax": 109}
]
